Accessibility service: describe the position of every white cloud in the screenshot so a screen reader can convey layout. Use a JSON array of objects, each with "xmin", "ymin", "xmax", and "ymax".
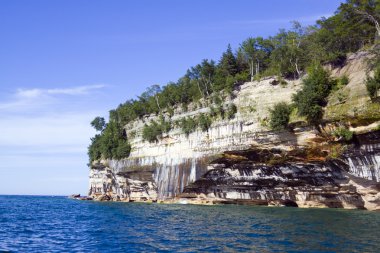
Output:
[
  {"xmin": 0, "ymin": 84, "xmax": 107, "ymax": 112},
  {"xmin": 16, "ymin": 84, "xmax": 106, "ymax": 98},
  {"xmin": 16, "ymin": 88, "xmax": 43, "ymax": 98},
  {"xmin": 0, "ymin": 84, "xmax": 108, "ymax": 156},
  {"xmin": 0, "ymin": 112, "xmax": 98, "ymax": 155}
]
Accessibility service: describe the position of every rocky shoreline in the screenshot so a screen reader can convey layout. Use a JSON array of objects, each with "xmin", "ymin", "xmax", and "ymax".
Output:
[
  {"xmin": 85, "ymin": 130, "xmax": 380, "ymax": 211},
  {"xmin": 68, "ymin": 194, "xmax": 93, "ymax": 201}
]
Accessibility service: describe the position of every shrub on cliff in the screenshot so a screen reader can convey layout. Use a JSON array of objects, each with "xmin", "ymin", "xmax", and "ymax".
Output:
[
  {"xmin": 293, "ymin": 63, "xmax": 335, "ymax": 126},
  {"xmin": 114, "ymin": 141, "xmax": 131, "ymax": 159},
  {"xmin": 269, "ymin": 102, "xmax": 292, "ymax": 130},
  {"xmin": 198, "ymin": 114, "xmax": 212, "ymax": 131},
  {"xmin": 226, "ymin": 103, "xmax": 238, "ymax": 119},
  {"xmin": 333, "ymin": 127, "xmax": 354, "ymax": 141},
  {"xmin": 180, "ymin": 117, "xmax": 197, "ymax": 136},
  {"xmin": 142, "ymin": 117, "xmax": 173, "ymax": 143},
  {"xmin": 142, "ymin": 120, "xmax": 163, "ymax": 143},
  {"xmin": 159, "ymin": 116, "xmax": 172, "ymax": 133},
  {"xmin": 366, "ymin": 65, "xmax": 380, "ymax": 99}
]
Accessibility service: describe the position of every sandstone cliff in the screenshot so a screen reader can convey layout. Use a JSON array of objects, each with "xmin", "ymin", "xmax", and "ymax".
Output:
[{"xmin": 88, "ymin": 51, "xmax": 380, "ymax": 210}]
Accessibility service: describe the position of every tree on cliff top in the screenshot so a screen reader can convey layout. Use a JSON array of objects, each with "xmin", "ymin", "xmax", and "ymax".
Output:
[
  {"xmin": 293, "ymin": 64, "xmax": 335, "ymax": 126},
  {"xmin": 343, "ymin": 0, "xmax": 380, "ymax": 39},
  {"xmin": 88, "ymin": 0, "xmax": 380, "ymax": 162},
  {"xmin": 269, "ymin": 102, "xmax": 292, "ymax": 131},
  {"xmin": 366, "ymin": 64, "xmax": 380, "ymax": 98},
  {"xmin": 241, "ymin": 37, "xmax": 273, "ymax": 81},
  {"xmin": 91, "ymin": 117, "xmax": 106, "ymax": 132}
]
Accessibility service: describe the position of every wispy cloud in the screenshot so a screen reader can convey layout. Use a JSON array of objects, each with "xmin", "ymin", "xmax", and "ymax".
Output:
[
  {"xmin": 0, "ymin": 84, "xmax": 108, "ymax": 156},
  {"xmin": 0, "ymin": 113, "xmax": 97, "ymax": 148},
  {"xmin": 0, "ymin": 84, "xmax": 107, "ymax": 111},
  {"xmin": 16, "ymin": 84, "xmax": 106, "ymax": 98}
]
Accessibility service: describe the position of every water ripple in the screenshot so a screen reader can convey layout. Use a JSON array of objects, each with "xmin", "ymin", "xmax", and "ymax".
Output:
[{"xmin": 0, "ymin": 196, "xmax": 379, "ymax": 252}]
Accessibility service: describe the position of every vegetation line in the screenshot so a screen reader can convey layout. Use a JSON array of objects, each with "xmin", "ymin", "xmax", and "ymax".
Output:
[{"xmin": 88, "ymin": 1, "xmax": 380, "ymax": 163}]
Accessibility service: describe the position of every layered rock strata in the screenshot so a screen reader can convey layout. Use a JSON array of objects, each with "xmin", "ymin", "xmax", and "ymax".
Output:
[
  {"xmin": 181, "ymin": 151, "xmax": 380, "ymax": 211},
  {"xmin": 88, "ymin": 51, "xmax": 380, "ymax": 210}
]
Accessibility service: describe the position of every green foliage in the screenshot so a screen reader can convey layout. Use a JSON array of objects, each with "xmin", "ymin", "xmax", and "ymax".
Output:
[
  {"xmin": 101, "ymin": 0, "xmax": 380, "ymax": 131},
  {"xmin": 216, "ymin": 105, "xmax": 225, "ymax": 119},
  {"xmin": 142, "ymin": 117, "xmax": 172, "ymax": 143},
  {"xmin": 88, "ymin": 0, "xmax": 380, "ymax": 162},
  {"xmin": 234, "ymin": 71, "xmax": 250, "ymax": 83},
  {"xmin": 115, "ymin": 141, "xmax": 132, "ymax": 159},
  {"xmin": 198, "ymin": 114, "xmax": 212, "ymax": 131},
  {"xmin": 142, "ymin": 121, "xmax": 162, "ymax": 143},
  {"xmin": 331, "ymin": 75, "xmax": 350, "ymax": 93},
  {"xmin": 333, "ymin": 127, "xmax": 354, "ymax": 141},
  {"xmin": 212, "ymin": 94, "xmax": 223, "ymax": 106},
  {"xmin": 226, "ymin": 103, "xmax": 238, "ymax": 119},
  {"xmin": 88, "ymin": 121, "xmax": 131, "ymax": 162},
  {"xmin": 88, "ymin": 134, "xmax": 102, "ymax": 162},
  {"xmin": 269, "ymin": 102, "xmax": 292, "ymax": 130},
  {"xmin": 159, "ymin": 116, "xmax": 172, "ymax": 133},
  {"xmin": 209, "ymin": 106, "xmax": 218, "ymax": 117},
  {"xmin": 366, "ymin": 65, "xmax": 380, "ymax": 98},
  {"xmin": 180, "ymin": 117, "xmax": 197, "ymax": 136},
  {"xmin": 167, "ymin": 107, "xmax": 174, "ymax": 117},
  {"xmin": 91, "ymin": 117, "xmax": 106, "ymax": 132},
  {"xmin": 329, "ymin": 75, "xmax": 351, "ymax": 104},
  {"xmin": 258, "ymin": 117, "xmax": 269, "ymax": 127},
  {"xmin": 269, "ymin": 22, "xmax": 307, "ymax": 78},
  {"xmin": 241, "ymin": 37, "xmax": 273, "ymax": 80},
  {"xmin": 328, "ymin": 144, "xmax": 346, "ymax": 159},
  {"xmin": 179, "ymin": 113, "xmax": 215, "ymax": 134},
  {"xmin": 293, "ymin": 64, "xmax": 335, "ymax": 125},
  {"xmin": 128, "ymin": 130, "xmax": 137, "ymax": 139},
  {"xmin": 103, "ymin": 1, "xmax": 380, "ymax": 131},
  {"xmin": 338, "ymin": 75, "xmax": 349, "ymax": 86},
  {"xmin": 336, "ymin": 89, "xmax": 350, "ymax": 103},
  {"xmin": 308, "ymin": 0, "xmax": 379, "ymax": 64},
  {"xmin": 99, "ymin": 121, "xmax": 130, "ymax": 159},
  {"xmin": 218, "ymin": 44, "xmax": 238, "ymax": 77}
]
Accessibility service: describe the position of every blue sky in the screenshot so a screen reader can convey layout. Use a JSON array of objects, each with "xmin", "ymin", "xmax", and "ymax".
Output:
[{"xmin": 0, "ymin": 0, "xmax": 345, "ymax": 195}]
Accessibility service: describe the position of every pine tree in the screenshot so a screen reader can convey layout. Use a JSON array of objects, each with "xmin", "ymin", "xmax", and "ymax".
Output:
[{"xmin": 219, "ymin": 44, "xmax": 238, "ymax": 76}]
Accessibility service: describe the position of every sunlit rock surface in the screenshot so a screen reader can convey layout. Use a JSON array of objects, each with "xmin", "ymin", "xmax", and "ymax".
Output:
[
  {"xmin": 88, "ymin": 51, "xmax": 380, "ymax": 210},
  {"xmin": 342, "ymin": 131, "xmax": 380, "ymax": 182},
  {"xmin": 181, "ymin": 151, "xmax": 380, "ymax": 211}
]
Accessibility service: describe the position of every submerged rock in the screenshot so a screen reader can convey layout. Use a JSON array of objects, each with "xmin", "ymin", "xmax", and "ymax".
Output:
[
  {"xmin": 69, "ymin": 194, "xmax": 81, "ymax": 199},
  {"xmin": 68, "ymin": 194, "xmax": 93, "ymax": 201}
]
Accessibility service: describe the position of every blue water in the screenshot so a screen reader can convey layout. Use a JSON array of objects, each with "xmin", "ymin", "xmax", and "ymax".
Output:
[{"xmin": 0, "ymin": 196, "xmax": 379, "ymax": 252}]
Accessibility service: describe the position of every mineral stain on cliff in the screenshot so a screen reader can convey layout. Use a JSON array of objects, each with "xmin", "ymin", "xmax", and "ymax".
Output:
[
  {"xmin": 88, "ymin": 51, "xmax": 380, "ymax": 210},
  {"xmin": 181, "ymin": 133, "xmax": 380, "ymax": 210},
  {"xmin": 87, "ymin": 0, "xmax": 380, "ymax": 210}
]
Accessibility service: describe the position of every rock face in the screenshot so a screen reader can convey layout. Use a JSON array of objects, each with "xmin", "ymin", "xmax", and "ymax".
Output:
[
  {"xmin": 89, "ymin": 76, "xmax": 306, "ymax": 201},
  {"xmin": 181, "ymin": 153, "xmax": 380, "ymax": 211},
  {"xmin": 343, "ymin": 131, "xmax": 380, "ymax": 182},
  {"xmin": 88, "ymin": 51, "xmax": 380, "ymax": 210},
  {"xmin": 88, "ymin": 162, "xmax": 158, "ymax": 202},
  {"xmin": 178, "ymin": 131, "xmax": 380, "ymax": 211}
]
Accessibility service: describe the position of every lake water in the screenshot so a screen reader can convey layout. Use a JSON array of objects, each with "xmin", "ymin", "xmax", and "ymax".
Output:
[{"xmin": 0, "ymin": 195, "xmax": 379, "ymax": 252}]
